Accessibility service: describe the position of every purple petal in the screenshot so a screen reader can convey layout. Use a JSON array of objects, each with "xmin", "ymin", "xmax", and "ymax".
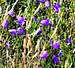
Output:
[
  {"xmin": 5, "ymin": 41, "xmax": 11, "ymax": 48},
  {"xmin": 34, "ymin": 28, "xmax": 42, "ymax": 36},
  {"xmin": 17, "ymin": 27, "xmax": 25, "ymax": 35},
  {"xmin": 66, "ymin": 36, "xmax": 72, "ymax": 45},
  {"xmin": 2, "ymin": 19, "xmax": 9, "ymax": 29},
  {"xmin": 33, "ymin": 16, "xmax": 39, "ymax": 23},
  {"xmin": 53, "ymin": 2, "xmax": 61, "ymax": 13},
  {"xmin": 50, "ymin": 38, "xmax": 53, "ymax": 46},
  {"xmin": 35, "ymin": 1, "xmax": 39, "ymax": 7},
  {"xmin": 40, "ymin": 19, "xmax": 50, "ymax": 26},
  {"xmin": 9, "ymin": 29, "xmax": 17, "ymax": 35},
  {"xmin": 16, "ymin": 16, "xmax": 26, "ymax": 26},
  {"xmin": 40, "ymin": 51, "xmax": 48, "ymax": 59},
  {"xmin": 45, "ymin": 1, "xmax": 51, "ymax": 9},
  {"xmin": 53, "ymin": 55, "xmax": 59, "ymax": 64},
  {"xmin": 58, "ymin": 50, "xmax": 63, "ymax": 57},
  {"xmin": 8, "ymin": 9, "xmax": 14, "ymax": 17},
  {"xmin": 52, "ymin": 41, "xmax": 60, "ymax": 49},
  {"xmin": 39, "ymin": 0, "xmax": 45, "ymax": 3}
]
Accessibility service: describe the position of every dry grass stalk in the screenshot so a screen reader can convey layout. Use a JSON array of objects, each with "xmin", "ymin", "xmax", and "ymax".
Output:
[{"xmin": 22, "ymin": 33, "xmax": 28, "ymax": 68}]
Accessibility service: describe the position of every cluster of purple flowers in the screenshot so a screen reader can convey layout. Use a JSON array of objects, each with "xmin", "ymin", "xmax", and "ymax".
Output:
[
  {"xmin": 33, "ymin": 1, "xmax": 61, "ymax": 36},
  {"xmin": 33, "ymin": 1, "xmax": 72, "ymax": 64},
  {"xmin": 39, "ymin": 50, "xmax": 62, "ymax": 64},
  {"xmin": 2, "ymin": 12, "xmax": 26, "ymax": 35},
  {"xmin": 39, "ymin": 40, "xmax": 60, "ymax": 63},
  {"xmin": 39, "ymin": 0, "xmax": 50, "ymax": 9},
  {"xmin": 1, "ymin": 9, "xmax": 26, "ymax": 48},
  {"xmin": 8, "ymin": 27, "xmax": 25, "ymax": 36},
  {"xmin": 39, "ymin": 36, "xmax": 72, "ymax": 64},
  {"xmin": 51, "ymin": 41, "xmax": 62, "ymax": 64},
  {"xmin": 49, "ymin": 37, "xmax": 72, "ymax": 64},
  {"xmin": 1, "ymin": 0, "xmax": 72, "ymax": 65},
  {"xmin": 38, "ymin": 0, "xmax": 60, "ymax": 12}
]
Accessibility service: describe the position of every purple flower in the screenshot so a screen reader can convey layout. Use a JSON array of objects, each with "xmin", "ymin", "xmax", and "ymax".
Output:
[
  {"xmin": 9, "ymin": 29, "xmax": 17, "ymax": 35},
  {"xmin": 53, "ymin": 55, "xmax": 59, "ymax": 64},
  {"xmin": 66, "ymin": 36, "xmax": 72, "ymax": 45},
  {"xmin": 34, "ymin": 28, "xmax": 42, "ymax": 36},
  {"xmin": 45, "ymin": 1, "xmax": 51, "ymax": 9},
  {"xmin": 40, "ymin": 19, "xmax": 50, "ymax": 26},
  {"xmin": 35, "ymin": 1, "xmax": 39, "ymax": 7},
  {"xmin": 33, "ymin": 16, "xmax": 39, "ymax": 23},
  {"xmin": 50, "ymin": 38, "xmax": 53, "ymax": 46},
  {"xmin": 40, "ymin": 51, "xmax": 48, "ymax": 59},
  {"xmin": 5, "ymin": 41, "xmax": 11, "ymax": 48},
  {"xmin": 8, "ymin": 9, "xmax": 14, "ymax": 17},
  {"xmin": 58, "ymin": 50, "xmax": 62, "ymax": 57},
  {"xmin": 52, "ymin": 41, "xmax": 60, "ymax": 49},
  {"xmin": 39, "ymin": 0, "xmax": 45, "ymax": 3},
  {"xmin": 2, "ymin": 19, "xmax": 9, "ymax": 29},
  {"xmin": 38, "ymin": 10, "xmax": 42, "ymax": 15},
  {"xmin": 17, "ymin": 27, "xmax": 25, "ymax": 35},
  {"xmin": 53, "ymin": 2, "xmax": 61, "ymax": 13},
  {"xmin": 16, "ymin": 16, "xmax": 26, "ymax": 26}
]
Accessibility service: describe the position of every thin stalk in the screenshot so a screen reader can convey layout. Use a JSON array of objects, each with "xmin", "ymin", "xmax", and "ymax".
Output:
[
  {"xmin": 11, "ymin": 0, "xmax": 19, "ymax": 10},
  {"xmin": 15, "ymin": 45, "xmax": 18, "ymax": 68},
  {"xmin": 26, "ymin": 4, "xmax": 41, "ymax": 30},
  {"xmin": 22, "ymin": 33, "xmax": 28, "ymax": 68},
  {"xmin": 50, "ymin": 18, "xmax": 61, "ymax": 39}
]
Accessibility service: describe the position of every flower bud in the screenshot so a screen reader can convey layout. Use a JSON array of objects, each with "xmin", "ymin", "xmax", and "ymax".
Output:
[
  {"xmin": 40, "ymin": 51, "xmax": 48, "ymax": 59},
  {"xmin": 53, "ymin": 55, "xmax": 59, "ymax": 64},
  {"xmin": 17, "ymin": 27, "xmax": 25, "ymax": 35},
  {"xmin": 40, "ymin": 19, "xmax": 50, "ymax": 26},
  {"xmin": 16, "ymin": 16, "xmax": 26, "ymax": 26},
  {"xmin": 66, "ymin": 36, "xmax": 72, "ymax": 45},
  {"xmin": 8, "ymin": 9, "xmax": 15, "ymax": 17},
  {"xmin": 53, "ymin": 2, "xmax": 61, "ymax": 13},
  {"xmin": 52, "ymin": 41, "xmax": 60, "ymax": 49},
  {"xmin": 2, "ymin": 19, "xmax": 9, "ymax": 29},
  {"xmin": 5, "ymin": 41, "xmax": 11, "ymax": 48},
  {"xmin": 9, "ymin": 29, "xmax": 17, "ymax": 35},
  {"xmin": 45, "ymin": 1, "xmax": 51, "ymax": 9}
]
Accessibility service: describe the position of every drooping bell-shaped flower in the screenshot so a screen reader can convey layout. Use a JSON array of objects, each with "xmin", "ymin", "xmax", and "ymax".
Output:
[
  {"xmin": 34, "ymin": 28, "xmax": 42, "ymax": 36},
  {"xmin": 53, "ymin": 55, "xmax": 59, "ymax": 64},
  {"xmin": 50, "ymin": 38, "xmax": 53, "ymax": 46},
  {"xmin": 40, "ymin": 19, "xmax": 51, "ymax": 26},
  {"xmin": 9, "ymin": 29, "xmax": 17, "ymax": 36},
  {"xmin": 53, "ymin": 2, "xmax": 61, "ymax": 13},
  {"xmin": 45, "ymin": 0, "xmax": 51, "ymax": 9},
  {"xmin": 58, "ymin": 50, "xmax": 63, "ymax": 57},
  {"xmin": 17, "ymin": 27, "xmax": 25, "ymax": 35},
  {"xmin": 35, "ymin": 1, "xmax": 39, "ymax": 7},
  {"xmin": 2, "ymin": 19, "xmax": 9, "ymax": 29},
  {"xmin": 16, "ymin": 16, "xmax": 26, "ymax": 26},
  {"xmin": 40, "ymin": 51, "xmax": 48, "ymax": 60},
  {"xmin": 8, "ymin": 9, "xmax": 15, "ymax": 17},
  {"xmin": 33, "ymin": 16, "xmax": 39, "ymax": 23},
  {"xmin": 66, "ymin": 36, "xmax": 72, "ymax": 45},
  {"xmin": 52, "ymin": 41, "xmax": 60, "ymax": 49},
  {"xmin": 5, "ymin": 41, "xmax": 11, "ymax": 48}
]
